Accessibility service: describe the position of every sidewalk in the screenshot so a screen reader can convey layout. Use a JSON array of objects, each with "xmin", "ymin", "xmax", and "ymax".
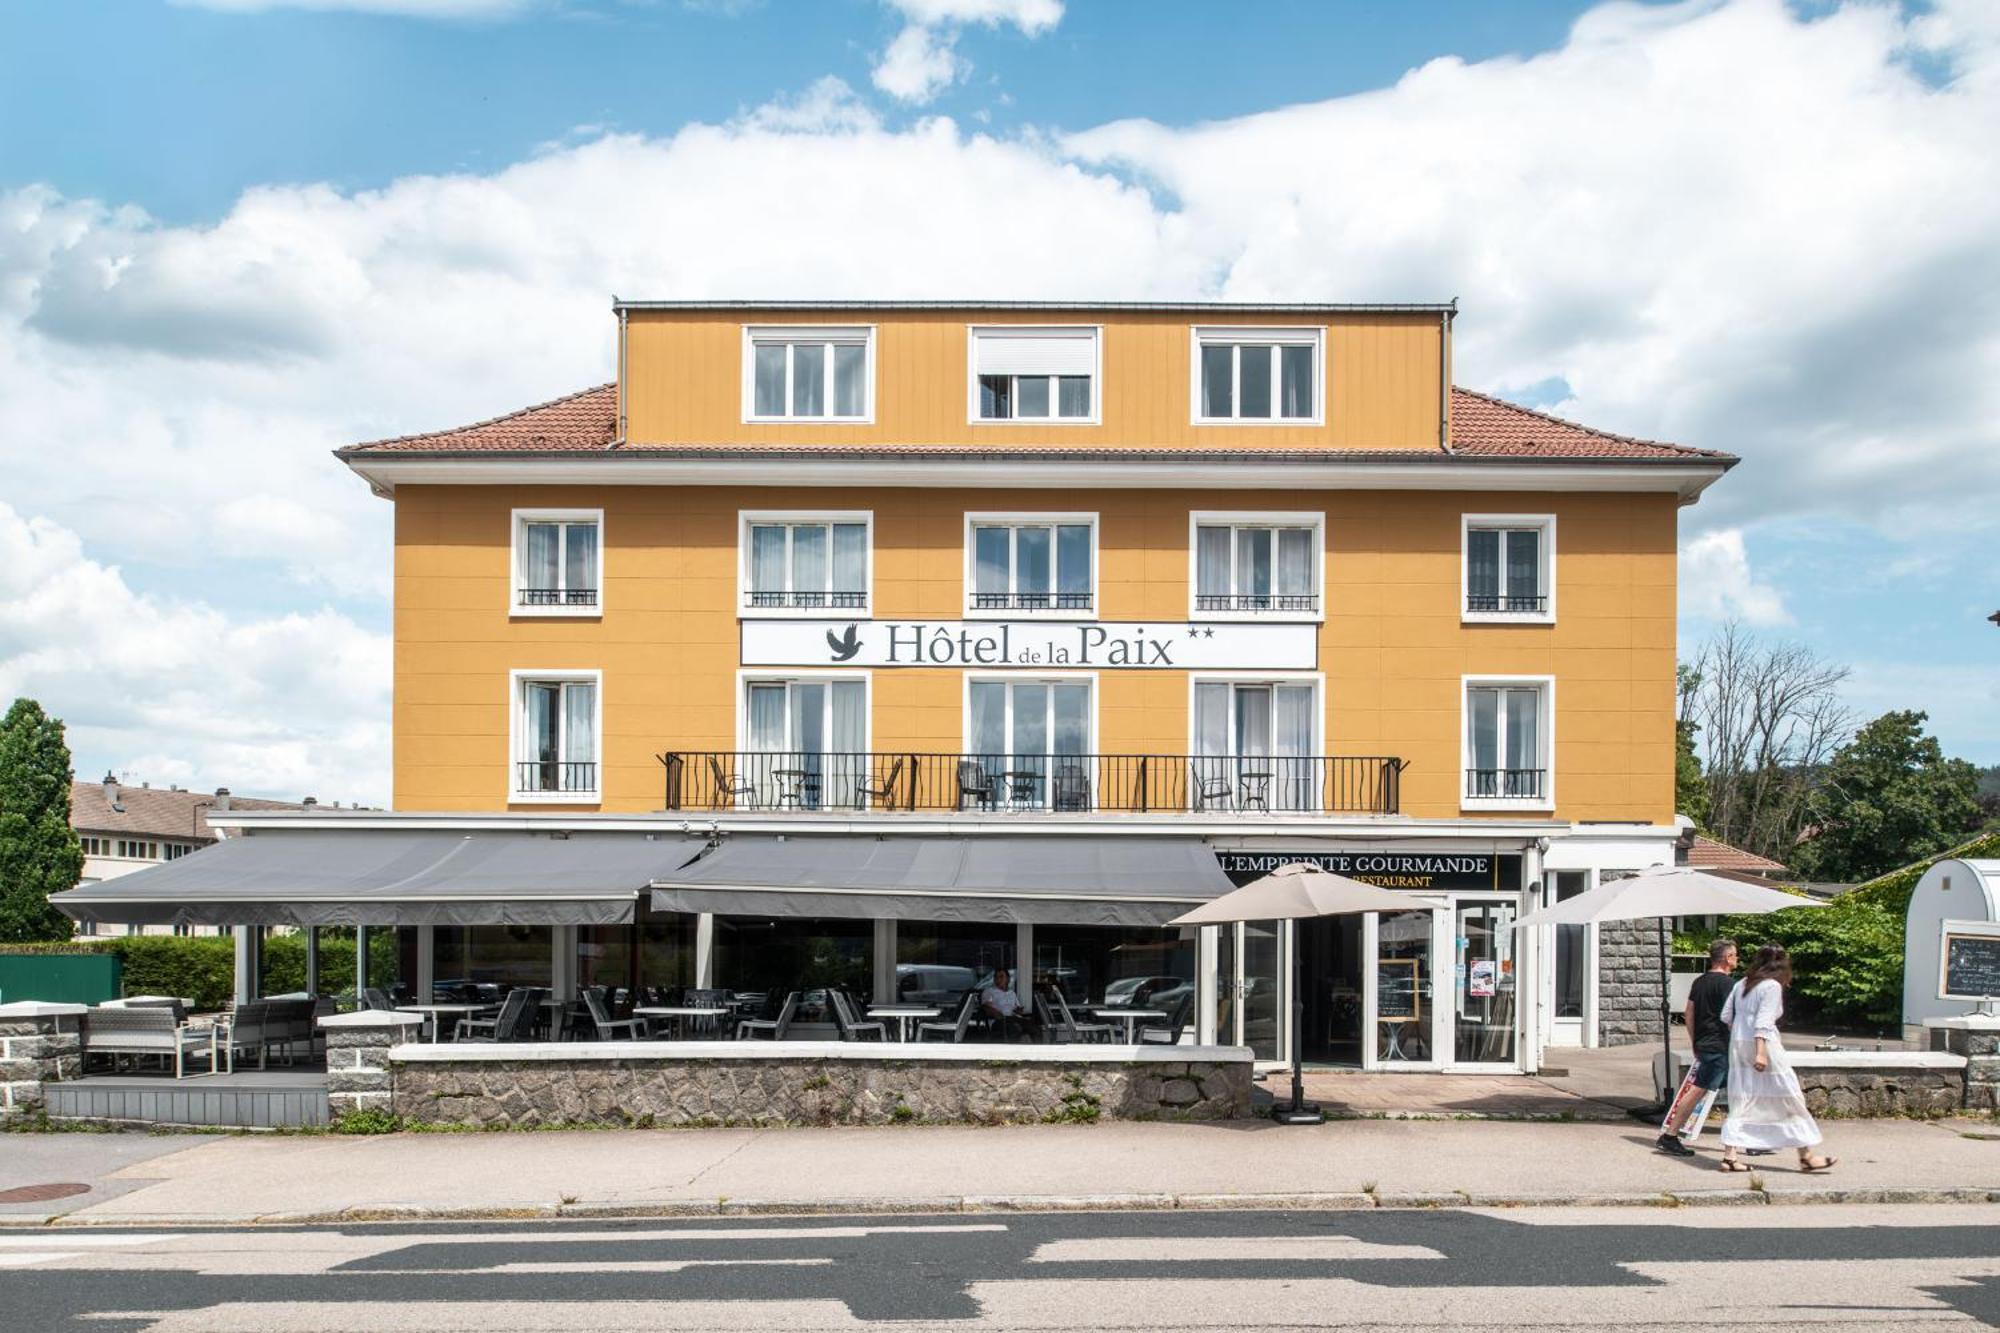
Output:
[{"xmin": 6, "ymin": 1115, "xmax": 1996, "ymax": 1226}]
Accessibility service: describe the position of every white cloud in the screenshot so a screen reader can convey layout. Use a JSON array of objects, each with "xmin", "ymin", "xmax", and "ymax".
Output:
[
  {"xmin": 0, "ymin": 505, "xmax": 390, "ymax": 805},
  {"xmin": 1678, "ymin": 529, "xmax": 1790, "ymax": 627},
  {"xmin": 872, "ymin": 0, "xmax": 1063, "ymax": 104},
  {"xmin": 172, "ymin": 0, "xmax": 532, "ymax": 16}
]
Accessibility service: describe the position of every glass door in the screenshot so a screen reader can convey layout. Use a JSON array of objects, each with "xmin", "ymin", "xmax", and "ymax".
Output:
[
  {"xmin": 1361, "ymin": 906, "xmax": 1441, "ymax": 1069},
  {"xmin": 1212, "ymin": 920, "xmax": 1287, "ymax": 1065},
  {"xmin": 1451, "ymin": 898, "xmax": 1520, "ymax": 1068}
]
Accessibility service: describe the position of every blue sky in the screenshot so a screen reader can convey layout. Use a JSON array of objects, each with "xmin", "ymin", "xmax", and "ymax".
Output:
[{"xmin": 0, "ymin": 0, "xmax": 1993, "ymax": 804}]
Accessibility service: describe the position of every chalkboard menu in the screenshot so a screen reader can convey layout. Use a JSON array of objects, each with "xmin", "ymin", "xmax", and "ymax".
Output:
[
  {"xmin": 1943, "ymin": 931, "xmax": 2000, "ymax": 1000},
  {"xmin": 1377, "ymin": 959, "xmax": 1421, "ymax": 1021}
]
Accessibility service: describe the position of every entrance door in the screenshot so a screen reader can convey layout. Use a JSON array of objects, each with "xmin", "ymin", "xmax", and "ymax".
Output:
[
  {"xmin": 1213, "ymin": 920, "xmax": 1286, "ymax": 1064},
  {"xmin": 1365, "ymin": 907, "xmax": 1439, "ymax": 1068},
  {"xmin": 1298, "ymin": 914, "xmax": 1362, "ymax": 1065},
  {"xmin": 1451, "ymin": 898, "xmax": 1520, "ymax": 1068}
]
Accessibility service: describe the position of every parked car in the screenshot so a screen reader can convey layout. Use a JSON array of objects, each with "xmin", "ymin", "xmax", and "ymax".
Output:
[
  {"xmin": 894, "ymin": 964, "xmax": 980, "ymax": 1009},
  {"xmin": 1102, "ymin": 975, "xmax": 1186, "ymax": 1008}
]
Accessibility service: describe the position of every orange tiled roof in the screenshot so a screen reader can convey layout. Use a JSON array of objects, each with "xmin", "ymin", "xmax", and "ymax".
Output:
[
  {"xmin": 340, "ymin": 384, "xmax": 1729, "ymax": 464},
  {"xmin": 1687, "ymin": 835, "xmax": 1789, "ymax": 876}
]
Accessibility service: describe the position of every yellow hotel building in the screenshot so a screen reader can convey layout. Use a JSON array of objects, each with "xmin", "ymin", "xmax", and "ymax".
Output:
[{"xmin": 72, "ymin": 301, "xmax": 1736, "ymax": 1075}]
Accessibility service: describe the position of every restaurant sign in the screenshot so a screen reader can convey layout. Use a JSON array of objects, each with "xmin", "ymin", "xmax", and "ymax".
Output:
[
  {"xmin": 740, "ymin": 619, "xmax": 1318, "ymax": 671},
  {"xmin": 1217, "ymin": 850, "xmax": 1522, "ymax": 895}
]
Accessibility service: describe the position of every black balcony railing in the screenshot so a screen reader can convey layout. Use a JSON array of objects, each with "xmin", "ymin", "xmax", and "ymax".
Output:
[
  {"xmin": 745, "ymin": 590, "xmax": 868, "ymax": 610},
  {"xmin": 1465, "ymin": 768, "xmax": 1546, "ymax": 800},
  {"xmin": 1194, "ymin": 593, "xmax": 1319, "ymax": 613},
  {"xmin": 519, "ymin": 587, "xmax": 598, "ymax": 607},
  {"xmin": 516, "ymin": 760, "xmax": 598, "ymax": 795},
  {"xmin": 970, "ymin": 591, "xmax": 1093, "ymax": 612},
  {"xmin": 1465, "ymin": 593, "xmax": 1548, "ymax": 614},
  {"xmin": 659, "ymin": 750, "xmax": 1404, "ymax": 815}
]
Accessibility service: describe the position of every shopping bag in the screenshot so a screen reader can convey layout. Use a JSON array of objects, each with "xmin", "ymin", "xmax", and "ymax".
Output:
[{"xmin": 1660, "ymin": 1067, "xmax": 1720, "ymax": 1140}]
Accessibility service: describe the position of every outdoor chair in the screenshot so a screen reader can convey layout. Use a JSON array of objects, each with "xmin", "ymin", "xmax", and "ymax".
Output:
[
  {"xmin": 709, "ymin": 755, "xmax": 757, "ymax": 807},
  {"xmin": 583, "ymin": 987, "xmax": 651, "ymax": 1041},
  {"xmin": 219, "ymin": 999, "xmax": 284, "ymax": 1071},
  {"xmin": 1052, "ymin": 764, "xmax": 1091, "ymax": 813},
  {"xmin": 1040, "ymin": 987, "xmax": 1114, "ymax": 1044},
  {"xmin": 855, "ymin": 755, "xmax": 905, "ymax": 811},
  {"xmin": 82, "ymin": 1006, "xmax": 219, "ymax": 1079},
  {"xmin": 455, "ymin": 987, "xmax": 537, "ymax": 1042},
  {"xmin": 361, "ymin": 987, "xmax": 394, "ymax": 1011},
  {"xmin": 737, "ymin": 990, "xmax": 800, "ymax": 1040},
  {"xmin": 682, "ymin": 987, "xmax": 734, "ymax": 1039},
  {"xmin": 917, "ymin": 989, "xmax": 979, "ymax": 1043},
  {"xmin": 119, "ymin": 997, "xmax": 189, "ymax": 1023},
  {"xmin": 955, "ymin": 760, "xmax": 996, "ymax": 811},
  {"xmin": 1138, "ymin": 992, "xmax": 1195, "ymax": 1045},
  {"xmin": 1189, "ymin": 761, "xmax": 1233, "ymax": 812},
  {"xmin": 828, "ymin": 989, "xmax": 886, "ymax": 1041}
]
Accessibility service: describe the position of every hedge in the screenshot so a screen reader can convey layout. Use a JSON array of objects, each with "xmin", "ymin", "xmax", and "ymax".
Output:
[{"xmin": 0, "ymin": 930, "xmax": 401, "ymax": 1011}]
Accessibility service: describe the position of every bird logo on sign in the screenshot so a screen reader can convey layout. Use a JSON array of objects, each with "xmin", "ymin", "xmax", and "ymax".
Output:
[{"xmin": 826, "ymin": 624, "xmax": 862, "ymax": 662}]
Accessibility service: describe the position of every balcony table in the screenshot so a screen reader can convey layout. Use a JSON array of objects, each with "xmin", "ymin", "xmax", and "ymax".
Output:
[
  {"xmin": 865, "ymin": 1005, "xmax": 943, "ymax": 1041},
  {"xmin": 395, "ymin": 1003, "xmax": 497, "ymax": 1044},
  {"xmin": 1087, "ymin": 1007, "xmax": 1167, "ymax": 1043},
  {"xmin": 633, "ymin": 1005, "xmax": 731, "ymax": 1040},
  {"xmin": 1000, "ymin": 770, "xmax": 1044, "ymax": 807},
  {"xmin": 770, "ymin": 768, "xmax": 820, "ymax": 810},
  {"xmin": 1237, "ymin": 770, "xmax": 1272, "ymax": 813}
]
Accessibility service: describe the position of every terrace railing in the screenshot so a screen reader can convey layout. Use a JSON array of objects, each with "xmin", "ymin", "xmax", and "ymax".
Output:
[{"xmin": 659, "ymin": 750, "xmax": 1404, "ymax": 816}]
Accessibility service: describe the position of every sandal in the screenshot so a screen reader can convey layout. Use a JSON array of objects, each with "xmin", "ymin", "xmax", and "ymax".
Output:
[
  {"xmin": 1718, "ymin": 1158, "xmax": 1752, "ymax": 1173},
  {"xmin": 1799, "ymin": 1156, "xmax": 1837, "ymax": 1173}
]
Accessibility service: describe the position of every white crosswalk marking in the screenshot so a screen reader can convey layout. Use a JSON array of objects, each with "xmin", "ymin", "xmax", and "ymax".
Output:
[{"xmin": 1028, "ymin": 1235, "xmax": 1447, "ymax": 1263}]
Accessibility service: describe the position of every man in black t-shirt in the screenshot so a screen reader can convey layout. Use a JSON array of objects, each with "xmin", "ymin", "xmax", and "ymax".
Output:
[{"xmin": 1658, "ymin": 938, "xmax": 1737, "ymax": 1157}]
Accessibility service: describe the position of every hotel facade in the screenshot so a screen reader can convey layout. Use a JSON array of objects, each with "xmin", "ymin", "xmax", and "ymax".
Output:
[{"xmin": 65, "ymin": 300, "xmax": 1733, "ymax": 1075}]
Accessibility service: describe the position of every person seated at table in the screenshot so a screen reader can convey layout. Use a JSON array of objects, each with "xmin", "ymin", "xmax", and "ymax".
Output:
[{"xmin": 980, "ymin": 969, "xmax": 1040, "ymax": 1042}]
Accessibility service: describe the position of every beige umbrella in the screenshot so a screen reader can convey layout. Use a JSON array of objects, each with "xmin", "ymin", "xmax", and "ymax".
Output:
[{"xmin": 1172, "ymin": 862, "xmax": 1413, "ymax": 1124}]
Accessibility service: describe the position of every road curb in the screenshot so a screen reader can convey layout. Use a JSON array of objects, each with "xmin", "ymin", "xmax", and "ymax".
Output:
[{"xmin": 9, "ymin": 1184, "xmax": 1995, "ymax": 1227}]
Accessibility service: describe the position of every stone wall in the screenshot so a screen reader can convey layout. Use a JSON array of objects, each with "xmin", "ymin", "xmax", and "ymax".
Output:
[
  {"xmin": 1596, "ymin": 917, "xmax": 1667, "ymax": 1046},
  {"xmin": 390, "ymin": 1051, "xmax": 1252, "ymax": 1128},
  {"xmin": 1797, "ymin": 1065, "xmax": 1964, "ymax": 1118},
  {"xmin": 321, "ymin": 1012, "xmax": 425, "ymax": 1119},
  {"xmin": 1932, "ymin": 1022, "xmax": 2000, "ymax": 1111},
  {"xmin": 0, "ymin": 1003, "xmax": 85, "ymax": 1120}
]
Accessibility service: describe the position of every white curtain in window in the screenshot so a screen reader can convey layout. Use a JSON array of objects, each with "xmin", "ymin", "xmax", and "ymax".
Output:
[
  {"xmin": 828, "ymin": 679, "xmax": 866, "ymax": 805},
  {"xmin": 1012, "ymin": 682, "xmax": 1049, "ymax": 758},
  {"xmin": 1275, "ymin": 529, "xmax": 1312, "ymax": 596},
  {"xmin": 791, "ymin": 343, "xmax": 826, "ymax": 417},
  {"xmin": 524, "ymin": 523, "xmax": 560, "ymax": 590},
  {"xmin": 1057, "ymin": 376, "xmax": 1091, "ymax": 417},
  {"xmin": 1235, "ymin": 686, "xmax": 1273, "ymax": 757},
  {"xmin": 969, "ymin": 681, "xmax": 1006, "ymax": 757},
  {"xmin": 1193, "ymin": 683, "xmax": 1229, "ymax": 758},
  {"xmin": 1274, "ymin": 683, "xmax": 1314, "ymax": 810},
  {"xmin": 831, "ymin": 524, "xmax": 867, "ymax": 598},
  {"xmin": 1052, "ymin": 683, "xmax": 1089, "ymax": 755},
  {"xmin": 1016, "ymin": 527, "xmax": 1051, "ymax": 597},
  {"xmin": 1236, "ymin": 529, "xmax": 1272, "ymax": 599},
  {"xmin": 1056, "ymin": 525, "xmax": 1090, "ymax": 599},
  {"xmin": 791, "ymin": 525, "xmax": 827, "ymax": 599},
  {"xmin": 1504, "ymin": 689, "xmax": 1540, "ymax": 772},
  {"xmin": 563, "ymin": 682, "xmax": 596, "ymax": 763},
  {"xmin": 832, "ymin": 344, "xmax": 866, "ymax": 417},
  {"xmin": 749, "ymin": 525, "xmax": 786, "ymax": 595},
  {"xmin": 753, "ymin": 344, "xmax": 786, "ymax": 417},
  {"xmin": 748, "ymin": 683, "xmax": 786, "ymax": 752},
  {"xmin": 1195, "ymin": 526, "xmax": 1231, "ymax": 600},
  {"xmin": 1280, "ymin": 344, "xmax": 1314, "ymax": 418},
  {"xmin": 974, "ymin": 527, "xmax": 1010, "ymax": 598},
  {"xmin": 524, "ymin": 683, "xmax": 558, "ymax": 762},
  {"xmin": 1469, "ymin": 688, "xmax": 1500, "ymax": 773},
  {"xmin": 564, "ymin": 524, "xmax": 597, "ymax": 594}
]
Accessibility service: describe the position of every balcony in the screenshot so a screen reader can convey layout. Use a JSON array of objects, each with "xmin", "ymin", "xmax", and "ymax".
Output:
[
  {"xmin": 659, "ymin": 751, "xmax": 1404, "ymax": 816},
  {"xmin": 516, "ymin": 760, "xmax": 599, "ymax": 796},
  {"xmin": 1464, "ymin": 767, "xmax": 1546, "ymax": 801}
]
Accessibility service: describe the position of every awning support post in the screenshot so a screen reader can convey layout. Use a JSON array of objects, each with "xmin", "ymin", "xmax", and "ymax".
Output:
[
  {"xmin": 694, "ymin": 913, "xmax": 715, "ymax": 989},
  {"xmin": 305, "ymin": 927, "xmax": 319, "ymax": 997},
  {"xmin": 355, "ymin": 926, "xmax": 369, "ymax": 996},
  {"xmin": 233, "ymin": 926, "xmax": 260, "ymax": 1005},
  {"xmin": 416, "ymin": 925, "xmax": 435, "ymax": 1004}
]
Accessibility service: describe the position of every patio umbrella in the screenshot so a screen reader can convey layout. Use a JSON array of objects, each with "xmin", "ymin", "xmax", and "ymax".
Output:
[
  {"xmin": 1171, "ymin": 862, "xmax": 1413, "ymax": 1125},
  {"xmin": 1512, "ymin": 866, "xmax": 1827, "ymax": 1110}
]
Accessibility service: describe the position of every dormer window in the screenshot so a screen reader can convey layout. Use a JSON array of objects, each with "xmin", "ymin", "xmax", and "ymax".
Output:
[
  {"xmin": 512, "ymin": 509, "xmax": 601, "ymax": 616},
  {"xmin": 745, "ymin": 326, "xmax": 872, "ymax": 422},
  {"xmin": 1192, "ymin": 326, "xmax": 1323, "ymax": 424},
  {"xmin": 971, "ymin": 327, "xmax": 1099, "ymax": 423}
]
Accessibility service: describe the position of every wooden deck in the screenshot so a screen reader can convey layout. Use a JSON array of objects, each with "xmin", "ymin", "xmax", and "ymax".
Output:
[{"xmin": 47, "ymin": 1066, "xmax": 330, "ymax": 1129}]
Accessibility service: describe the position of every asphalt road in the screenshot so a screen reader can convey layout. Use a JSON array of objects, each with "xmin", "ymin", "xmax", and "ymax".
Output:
[{"xmin": 5, "ymin": 1204, "xmax": 2000, "ymax": 1331}]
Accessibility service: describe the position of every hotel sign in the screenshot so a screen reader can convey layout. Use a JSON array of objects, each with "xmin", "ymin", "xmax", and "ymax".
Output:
[
  {"xmin": 1217, "ymin": 850, "xmax": 1522, "ymax": 895},
  {"xmin": 740, "ymin": 619, "xmax": 1318, "ymax": 671}
]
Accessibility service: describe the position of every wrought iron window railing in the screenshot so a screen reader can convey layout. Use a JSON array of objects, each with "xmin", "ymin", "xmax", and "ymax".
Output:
[
  {"xmin": 1193, "ymin": 593, "xmax": 1319, "ymax": 613},
  {"xmin": 518, "ymin": 588, "xmax": 599, "ymax": 607},
  {"xmin": 969, "ymin": 591, "xmax": 1093, "ymax": 612},
  {"xmin": 1465, "ymin": 593, "xmax": 1548, "ymax": 614},
  {"xmin": 516, "ymin": 760, "xmax": 598, "ymax": 795},
  {"xmin": 1464, "ymin": 767, "xmax": 1546, "ymax": 800},
  {"xmin": 659, "ymin": 750, "xmax": 1404, "ymax": 816},
  {"xmin": 744, "ymin": 590, "xmax": 868, "ymax": 609}
]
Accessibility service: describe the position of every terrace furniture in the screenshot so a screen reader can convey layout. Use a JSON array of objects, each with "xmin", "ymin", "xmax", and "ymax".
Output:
[
  {"xmin": 361, "ymin": 988, "xmax": 395, "ymax": 1011},
  {"xmin": 955, "ymin": 761, "xmax": 995, "ymax": 811},
  {"xmin": 1138, "ymin": 993, "xmax": 1195, "ymax": 1046},
  {"xmin": 709, "ymin": 755, "xmax": 757, "ymax": 807},
  {"xmin": 854, "ymin": 756, "xmax": 905, "ymax": 811},
  {"xmin": 1052, "ymin": 764, "xmax": 1091, "ymax": 813},
  {"xmin": 866, "ymin": 1004, "xmax": 942, "ymax": 1042},
  {"xmin": 1001, "ymin": 769, "xmax": 1043, "ymax": 806},
  {"xmin": 1091, "ymin": 1006, "xmax": 1168, "ymax": 1044},
  {"xmin": 218, "ymin": 996, "xmax": 318, "ymax": 1071},
  {"xmin": 455, "ymin": 987, "xmax": 538, "ymax": 1042},
  {"xmin": 737, "ymin": 990, "xmax": 800, "ymax": 1040},
  {"xmin": 81, "ymin": 1006, "xmax": 219, "ymax": 1079},
  {"xmin": 681, "ymin": 988, "xmax": 735, "ymax": 1039},
  {"xmin": 1237, "ymin": 770, "xmax": 1273, "ymax": 813},
  {"xmin": 583, "ymin": 987, "xmax": 651, "ymax": 1041},
  {"xmin": 1189, "ymin": 761, "xmax": 1233, "ymax": 812},
  {"xmin": 117, "ymin": 997, "xmax": 189, "ymax": 1023},
  {"xmin": 828, "ymin": 990, "xmax": 886, "ymax": 1042},
  {"xmin": 396, "ymin": 1002, "xmax": 496, "ymax": 1044},
  {"xmin": 1039, "ymin": 987, "xmax": 1114, "ymax": 1044},
  {"xmin": 917, "ymin": 990, "xmax": 979, "ymax": 1043},
  {"xmin": 771, "ymin": 767, "xmax": 816, "ymax": 810}
]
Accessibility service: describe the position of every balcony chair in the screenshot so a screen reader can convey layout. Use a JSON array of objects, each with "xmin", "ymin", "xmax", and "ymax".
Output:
[
  {"xmin": 708, "ymin": 755, "xmax": 757, "ymax": 807},
  {"xmin": 1189, "ymin": 760, "xmax": 1234, "ymax": 812},
  {"xmin": 917, "ymin": 989, "xmax": 980, "ymax": 1043},
  {"xmin": 455, "ymin": 987, "xmax": 538, "ymax": 1042},
  {"xmin": 737, "ymin": 990, "xmax": 800, "ymax": 1040},
  {"xmin": 956, "ymin": 760, "xmax": 996, "ymax": 811},
  {"xmin": 854, "ymin": 755, "xmax": 905, "ymax": 811},
  {"xmin": 828, "ymin": 989, "xmax": 886, "ymax": 1041},
  {"xmin": 1051, "ymin": 763, "xmax": 1091, "ymax": 813},
  {"xmin": 583, "ymin": 987, "xmax": 650, "ymax": 1041}
]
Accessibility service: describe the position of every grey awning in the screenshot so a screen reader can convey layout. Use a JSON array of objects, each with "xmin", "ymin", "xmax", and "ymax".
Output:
[
  {"xmin": 52, "ymin": 830, "xmax": 709, "ymax": 928},
  {"xmin": 650, "ymin": 835, "xmax": 1233, "ymax": 927}
]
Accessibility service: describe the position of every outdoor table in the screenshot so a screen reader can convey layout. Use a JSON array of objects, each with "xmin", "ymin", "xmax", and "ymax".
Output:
[
  {"xmin": 394, "ymin": 1003, "xmax": 495, "ymax": 1044},
  {"xmin": 866, "ymin": 1005, "xmax": 942, "ymax": 1041},
  {"xmin": 1001, "ymin": 770, "xmax": 1043, "ymax": 806},
  {"xmin": 1087, "ymin": 1007, "xmax": 1167, "ymax": 1042},
  {"xmin": 633, "ymin": 1005, "xmax": 731, "ymax": 1040},
  {"xmin": 1237, "ymin": 770, "xmax": 1272, "ymax": 812}
]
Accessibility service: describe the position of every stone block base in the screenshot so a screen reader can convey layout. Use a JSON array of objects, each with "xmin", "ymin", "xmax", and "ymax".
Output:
[{"xmin": 1798, "ymin": 1068, "xmax": 1965, "ymax": 1118}]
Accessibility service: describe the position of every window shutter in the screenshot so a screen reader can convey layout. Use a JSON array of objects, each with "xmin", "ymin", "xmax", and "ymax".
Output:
[{"xmin": 973, "ymin": 330, "xmax": 1095, "ymax": 377}]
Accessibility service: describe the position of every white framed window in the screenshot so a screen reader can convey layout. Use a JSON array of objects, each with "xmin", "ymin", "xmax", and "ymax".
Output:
[
  {"xmin": 116, "ymin": 839, "xmax": 159, "ymax": 860},
  {"xmin": 1189, "ymin": 673, "xmax": 1323, "ymax": 813},
  {"xmin": 737, "ymin": 672, "xmax": 871, "ymax": 809},
  {"xmin": 1189, "ymin": 512, "xmax": 1324, "ymax": 620},
  {"xmin": 968, "ymin": 326, "xmax": 1100, "ymax": 424},
  {"xmin": 1462, "ymin": 675, "xmax": 1554, "ymax": 810},
  {"xmin": 1191, "ymin": 326, "xmax": 1324, "ymax": 424},
  {"xmin": 511, "ymin": 509, "xmax": 602, "ymax": 617},
  {"xmin": 964, "ymin": 674, "xmax": 1096, "ymax": 810},
  {"xmin": 510, "ymin": 669, "xmax": 602, "ymax": 803},
  {"xmin": 163, "ymin": 843, "xmax": 194, "ymax": 861},
  {"xmin": 739, "ymin": 511, "xmax": 872, "ymax": 616},
  {"xmin": 1463, "ymin": 514, "xmax": 1556, "ymax": 623},
  {"xmin": 965, "ymin": 512, "xmax": 1097, "ymax": 617},
  {"xmin": 743, "ymin": 326, "xmax": 873, "ymax": 423}
]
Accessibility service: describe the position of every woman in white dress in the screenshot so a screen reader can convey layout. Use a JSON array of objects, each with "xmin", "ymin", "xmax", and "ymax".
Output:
[{"xmin": 1718, "ymin": 944, "xmax": 1836, "ymax": 1173}]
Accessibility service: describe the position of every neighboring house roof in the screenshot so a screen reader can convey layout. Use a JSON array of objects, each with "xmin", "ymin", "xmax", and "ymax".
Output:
[
  {"xmin": 338, "ymin": 383, "xmax": 1733, "ymax": 466},
  {"xmin": 1686, "ymin": 835, "xmax": 1790, "ymax": 877},
  {"xmin": 70, "ymin": 779, "xmax": 315, "ymax": 842}
]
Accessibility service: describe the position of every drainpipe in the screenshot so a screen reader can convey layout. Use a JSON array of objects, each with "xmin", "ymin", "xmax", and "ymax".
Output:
[
  {"xmin": 614, "ymin": 302, "xmax": 629, "ymax": 448},
  {"xmin": 1438, "ymin": 302, "xmax": 1456, "ymax": 453}
]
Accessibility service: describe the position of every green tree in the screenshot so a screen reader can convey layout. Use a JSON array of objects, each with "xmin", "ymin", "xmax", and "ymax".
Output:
[
  {"xmin": 0, "ymin": 698, "xmax": 85, "ymax": 942},
  {"xmin": 1794, "ymin": 710, "xmax": 1982, "ymax": 883},
  {"xmin": 1674, "ymin": 663, "xmax": 1712, "ymax": 829}
]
